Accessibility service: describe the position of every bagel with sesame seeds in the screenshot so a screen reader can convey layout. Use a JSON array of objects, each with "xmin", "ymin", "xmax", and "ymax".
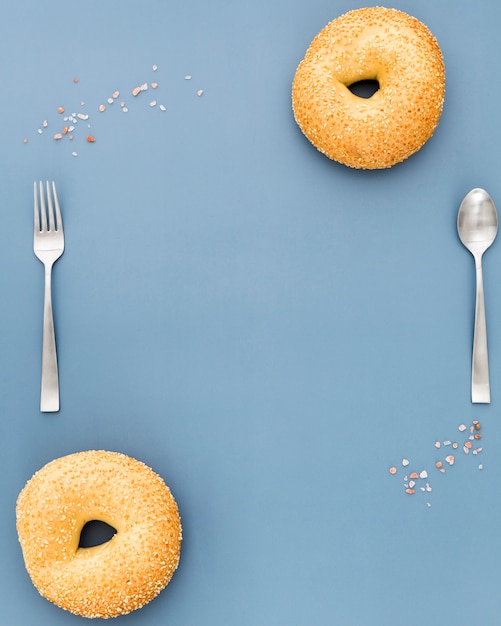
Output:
[
  {"xmin": 16, "ymin": 450, "xmax": 182, "ymax": 619},
  {"xmin": 292, "ymin": 7, "xmax": 445, "ymax": 169}
]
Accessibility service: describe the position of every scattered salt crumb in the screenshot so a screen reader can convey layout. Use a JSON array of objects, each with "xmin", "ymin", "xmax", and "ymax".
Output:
[
  {"xmin": 391, "ymin": 418, "xmax": 485, "ymax": 506},
  {"xmin": 132, "ymin": 83, "xmax": 149, "ymax": 96},
  {"xmin": 71, "ymin": 151, "xmax": 78, "ymax": 157},
  {"xmin": 426, "ymin": 502, "xmax": 432, "ymax": 508},
  {"xmin": 26, "ymin": 63, "xmax": 206, "ymax": 157},
  {"xmin": 435, "ymin": 460, "xmax": 445, "ymax": 473}
]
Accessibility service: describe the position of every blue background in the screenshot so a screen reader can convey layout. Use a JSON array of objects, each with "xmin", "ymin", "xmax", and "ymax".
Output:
[{"xmin": 1, "ymin": 0, "xmax": 501, "ymax": 624}]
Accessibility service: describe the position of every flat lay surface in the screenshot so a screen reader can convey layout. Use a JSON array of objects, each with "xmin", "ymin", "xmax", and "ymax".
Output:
[{"xmin": 2, "ymin": 0, "xmax": 501, "ymax": 624}]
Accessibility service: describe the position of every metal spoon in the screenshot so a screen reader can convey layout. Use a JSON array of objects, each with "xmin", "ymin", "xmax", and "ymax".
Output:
[{"xmin": 457, "ymin": 188, "xmax": 498, "ymax": 403}]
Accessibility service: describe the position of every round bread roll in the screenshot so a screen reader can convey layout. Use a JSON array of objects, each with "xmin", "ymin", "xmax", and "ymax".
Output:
[
  {"xmin": 16, "ymin": 450, "xmax": 182, "ymax": 618},
  {"xmin": 292, "ymin": 7, "xmax": 445, "ymax": 169}
]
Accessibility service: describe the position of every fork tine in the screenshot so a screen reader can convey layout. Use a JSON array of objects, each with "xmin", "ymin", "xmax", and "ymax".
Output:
[
  {"xmin": 52, "ymin": 181, "xmax": 63, "ymax": 232},
  {"xmin": 33, "ymin": 181, "xmax": 40, "ymax": 232},
  {"xmin": 39, "ymin": 181, "xmax": 48, "ymax": 232},
  {"xmin": 46, "ymin": 181, "xmax": 55, "ymax": 231}
]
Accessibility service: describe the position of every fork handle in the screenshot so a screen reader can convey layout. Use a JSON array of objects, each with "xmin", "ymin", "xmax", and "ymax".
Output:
[
  {"xmin": 40, "ymin": 264, "xmax": 59, "ymax": 412},
  {"xmin": 472, "ymin": 258, "xmax": 490, "ymax": 403}
]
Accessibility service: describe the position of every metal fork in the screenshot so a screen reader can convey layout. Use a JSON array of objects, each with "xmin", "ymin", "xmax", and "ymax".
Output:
[{"xmin": 33, "ymin": 181, "xmax": 65, "ymax": 412}]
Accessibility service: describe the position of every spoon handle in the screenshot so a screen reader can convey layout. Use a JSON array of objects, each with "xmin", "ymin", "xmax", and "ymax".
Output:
[{"xmin": 472, "ymin": 258, "xmax": 491, "ymax": 403}]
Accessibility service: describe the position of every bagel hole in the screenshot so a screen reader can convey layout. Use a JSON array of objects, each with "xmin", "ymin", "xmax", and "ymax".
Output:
[
  {"xmin": 348, "ymin": 79, "xmax": 380, "ymax": 98},
  {"xmin": 79, "ymin": 520, "xmax": 117, "ymax": 548}
]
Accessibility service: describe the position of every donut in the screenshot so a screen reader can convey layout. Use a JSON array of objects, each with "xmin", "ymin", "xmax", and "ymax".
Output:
[
  {"xmin": 292, "ymin": 7, "xmax": 445, "ymax": 169},
  {"xmin": 16, "ymin": 450, "xmax": 182, "ymax": 619}
]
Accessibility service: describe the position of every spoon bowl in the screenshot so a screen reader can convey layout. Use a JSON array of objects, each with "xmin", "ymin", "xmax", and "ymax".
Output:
[
  {"xmin": 457, "ymin": 188, "xmax": 498, "ymax": 403},
  {"xmin": 458, "ymin": 188, "xmax": 498, "ymax": 253}
]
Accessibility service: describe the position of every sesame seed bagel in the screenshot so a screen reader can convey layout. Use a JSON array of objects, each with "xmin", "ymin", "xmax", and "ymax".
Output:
[
  {"xmin": 16, "ymin": 450, "xmax": 182, "ymax": 619},
  {"xmin": 292, "ymin": 7, "xmax": 445, "ymax": 169}
]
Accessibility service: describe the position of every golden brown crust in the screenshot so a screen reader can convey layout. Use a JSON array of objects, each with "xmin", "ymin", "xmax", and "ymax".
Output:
[
  {"xmin": 292, "ymin": 7, "xmax": 445, "ymax": 169},
  {"xmin": 16, "ymin": 450, "xmax": 182, "ymax": 619}
]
